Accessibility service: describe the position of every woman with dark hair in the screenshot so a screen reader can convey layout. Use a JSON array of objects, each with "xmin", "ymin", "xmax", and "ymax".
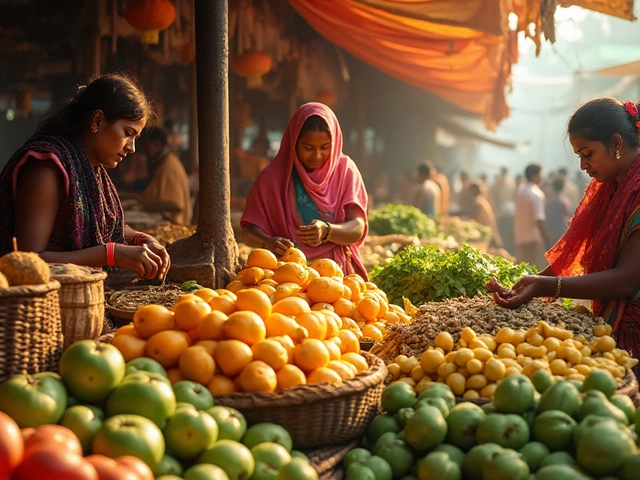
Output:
[
  {"xmin": 0, "ymin": 73, "xmax": 170, "ymax": 281},
  {"xmin": 488, "ymin": 97, "xmax": 640, "ymax": 361},
  {"xmin": 241, "ymin": 103, "xmax": 369, "ymax": 278}
]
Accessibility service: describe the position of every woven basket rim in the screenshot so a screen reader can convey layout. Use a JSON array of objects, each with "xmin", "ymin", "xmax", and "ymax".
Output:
[
  {"xmin": 50, "ymin": 265, "xmax": 107, "ymax": 284},
  {"xmin": 217, "ymin": 352, "xmax": 387, "ymax": 408},
  {"xmin": 0, "ymin": 279, "xmax": 61, "ymax": 298}
]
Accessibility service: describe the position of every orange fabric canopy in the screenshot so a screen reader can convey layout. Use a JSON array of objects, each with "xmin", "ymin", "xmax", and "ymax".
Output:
[{"xmin": 288, "ymin": 0, "xmax": 515, "ymax": 128}]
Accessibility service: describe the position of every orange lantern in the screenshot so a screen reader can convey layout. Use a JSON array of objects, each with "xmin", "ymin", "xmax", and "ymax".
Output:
[
  {"xmin": 315, "ymin": 89, "xmax": 337, "ymax": 107},
  {"xmin": 232, "ymin": 51, "xmax": 273, "ymax": 89},
  {"xmin": 124, "ymin": 0, "xmax": 176, "ymax": 45}
]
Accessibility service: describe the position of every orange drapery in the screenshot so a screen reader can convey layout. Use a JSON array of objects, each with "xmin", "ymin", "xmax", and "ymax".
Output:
[{"xmin": 288, "ymin": 0, "xmax": 514, "ymax": 128}]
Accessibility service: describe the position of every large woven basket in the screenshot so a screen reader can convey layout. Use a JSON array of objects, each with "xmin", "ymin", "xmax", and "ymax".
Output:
[
  {"xmin": 215, "ymin": 352, "xmax": 387, "ymax": 449},
  {"xmin": 50, "ymin": 265, "xmax": 107, "ymax": 347},
  {"xmin": 0, "ymin": 280, "xmax": 64, "ymax": 381},
  {"xmin": 304, "ymin": 439, "xmax": 358, "ymax": 480}
]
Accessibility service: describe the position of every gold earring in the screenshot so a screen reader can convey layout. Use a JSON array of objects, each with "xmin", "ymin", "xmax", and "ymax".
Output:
[{"xmin": 616, "ymin": 150, "xmax": 621, "ymax": 160}]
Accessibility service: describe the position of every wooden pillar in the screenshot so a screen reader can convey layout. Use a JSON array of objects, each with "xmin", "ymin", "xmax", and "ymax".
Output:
[
  {"xmin": 187, "ymin": 62, "xmax": 198, "ymax": 175},
  {"xmin": 167, "ymin": 0, "xmax": 238, "ymax": 288}
]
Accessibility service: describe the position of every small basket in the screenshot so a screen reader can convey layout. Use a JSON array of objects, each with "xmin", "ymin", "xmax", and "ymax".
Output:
[
  {"xmin": 0, "ymin": 281, "xmax": 64, "ymax": 381},
  {"xmin": 215, "ymin": 352, "xmax": 387, "ymax": 449},
  {"xmin": 50, "ymin": 264, "xmax": 107, "ymax": 347}
]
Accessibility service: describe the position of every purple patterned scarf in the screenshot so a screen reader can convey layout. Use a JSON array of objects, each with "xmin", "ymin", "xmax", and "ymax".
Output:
[{"xmin": 0, "ymin": 135, "xmax": 125, "ymax": 255}]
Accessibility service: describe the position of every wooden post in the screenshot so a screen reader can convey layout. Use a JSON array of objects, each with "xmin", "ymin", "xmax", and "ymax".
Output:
[
  {"xmin": 187, "ymin": 62, "xmax": 198, "ymax": 175},
  {"xmin": 166, "ymin": 0, "xmax": 238, "ymax": 288}
]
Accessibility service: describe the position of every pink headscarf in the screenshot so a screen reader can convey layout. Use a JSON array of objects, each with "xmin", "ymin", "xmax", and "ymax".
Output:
[{"xmin": 241, "ymin": 102, "xmax": 369, "ymax": 278}]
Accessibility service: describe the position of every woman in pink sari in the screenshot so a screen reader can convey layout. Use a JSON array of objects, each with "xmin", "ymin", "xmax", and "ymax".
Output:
[{"xmin": 241, "ymin": 103, "xmax": 369, "ymax": 278}]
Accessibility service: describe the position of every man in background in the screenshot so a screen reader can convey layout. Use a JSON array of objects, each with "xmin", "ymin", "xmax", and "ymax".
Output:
[
  {"xmin": 411, "ymin": 163, "xmax": 441, "ymax": 216},
  {"xmin": 514, "ymin": 163, "xmax": 549, "ymax": 270},
  {"xmin": 545, "ymin": 178, "xmax": 571, "ymax": 245},
  {"xmin": 489, "ymin": 166, "xmax": 516, "ymax": 215}
]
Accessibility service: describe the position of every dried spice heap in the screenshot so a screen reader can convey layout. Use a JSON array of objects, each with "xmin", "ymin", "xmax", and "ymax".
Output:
[
  {"xmin": 372, "ymin": 296, "xmax": 603, "ymax": 361},
  {"xmin": 109, "ymin": 285, "xmax": 184, "ymax": 311}
]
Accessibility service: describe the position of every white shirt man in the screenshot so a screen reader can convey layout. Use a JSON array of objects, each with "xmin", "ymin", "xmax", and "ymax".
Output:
[{"xmin": 514, "ymin": 165, "xmax": 549, "ymax": 270}]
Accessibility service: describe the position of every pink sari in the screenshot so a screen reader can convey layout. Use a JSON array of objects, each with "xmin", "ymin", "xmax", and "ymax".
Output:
[{"xmin": 241, "ymin": 103, "xmax": 369, "ymax": 278}]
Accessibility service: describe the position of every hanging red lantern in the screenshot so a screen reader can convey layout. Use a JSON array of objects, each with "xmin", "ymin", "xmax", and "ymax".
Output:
[
  {"xmin": 124, "ymin": 0, "xmax": 176, "ymax": 45},
  {"xmin": 232, "ymin": 51, "xmax": 273, "ymax": 89},
  {"xmin": 315, "ymin": 89, "xmax": 337, "ymax": 107}
]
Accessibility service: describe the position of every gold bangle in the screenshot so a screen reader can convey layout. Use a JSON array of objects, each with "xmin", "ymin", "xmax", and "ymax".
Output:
[
  {"xmin": 321, "ymin": 221, "xmax": 333, "ymax": 243},
  {"xmin": 554, "ymin": 276, "xmax": 562, "ymax": 298}
]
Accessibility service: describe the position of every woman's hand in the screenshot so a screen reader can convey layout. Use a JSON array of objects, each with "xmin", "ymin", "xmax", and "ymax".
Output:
[
  {"xmin": 489, "ymin": 275, "xmax": 542, "ymax": 309},
  {"xmin": 296, "ymin": 220, "xmax": 328, "ymax": 248},
  {"xmin": 115, "ymin": 244, "xmax": 163, "ymax": 281},
  {"xmin": 266, "ymin": 236, "xmax": 295, "ymax": 257},
  {"xmin": 137, "ymin": 235, "xmax": 171, "ymax": 281}
]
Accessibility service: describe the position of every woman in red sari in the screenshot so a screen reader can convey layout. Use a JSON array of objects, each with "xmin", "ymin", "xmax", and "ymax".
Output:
[
  {"xmin": 489, "ymin": 98, "xmax": 640, "ymax": 361},
  {"xmin": 241, "ymin": 103, "xmax": 369, "ymax": 278}
]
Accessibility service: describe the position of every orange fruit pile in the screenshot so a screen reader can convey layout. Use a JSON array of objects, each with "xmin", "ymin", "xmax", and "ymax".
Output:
[{"xmin": 111, "ymin": 247, "xmax": 411, "ymax": 396}]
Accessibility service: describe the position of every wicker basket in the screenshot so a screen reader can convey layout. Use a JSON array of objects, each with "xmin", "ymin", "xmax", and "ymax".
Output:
[
  {"xmin": 215, "ymin": 352, "xmax": 387, "ymax": 449},
  {"xmin": 50, "ymin": 265, "xmax": 107, "ymax": 348},
  {"xmin": 0, "ymin": 281, "xmax": 64, "ymax": 381},
  {"xmin": 304, "ymin": 439, "xmax": 358, "ymax": 480}
]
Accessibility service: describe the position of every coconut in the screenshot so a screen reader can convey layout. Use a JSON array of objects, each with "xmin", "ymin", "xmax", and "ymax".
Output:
[
  {"xmin": 0, "ymin": 272, "xmax": 8, "ymax": 289},
  {"xmin": 0, "ymin": 239, "xmax": 50, "ymax": 286}
]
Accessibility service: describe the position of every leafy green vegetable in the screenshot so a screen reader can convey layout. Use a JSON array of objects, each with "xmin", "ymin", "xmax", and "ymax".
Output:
[
  {"xmin": 180, "ymin": 280, "xmax": 204, "ymax": 292},
  {"xmin": 368, "ymin": 204, "xmax": 438, "ymax": 239},
  {"xmin": 370, "ymin": 244, "xmax": 536, "ymax": 306}
]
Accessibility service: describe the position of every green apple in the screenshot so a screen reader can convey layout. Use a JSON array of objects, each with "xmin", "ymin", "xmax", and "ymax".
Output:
[
  {"xmin": 242, "ymin": 423, "xmax": 292, "ymax": 452},
  {"xmin": 173, "ymin": 381, "xmax": 214, "ymax": 410},
  {"xmin": 60, "ymin": 404, "xmax": 104, "ymax": 454},
  {"xmin": 277, "ymin": 458, "xmax": 318, "ymax": 480},
  {"xmin": 252, "ymin": 442, "xmax": 292, "ymax": 469},
  {"xmin": 126, "ymin": 357, "xmax": 168, "ymax": 377},
  {"xmin": 184, "ymin": 463, "xmax": 230, "ymax": 480},
  {"xmin": 154, "ymin": 453, "xmax": 184, "ymax": 477},
  {"xmin": 207, "ymin": 406, "xmax": 247, "ymax": 441},
  {"xmin": 0, "ymin": 373, "xmax": 67, "ymax": 428},
  {"xmin": 164, "ymin": 408, "xmax": 219, "ymax": 460},
  {"xmin": 199, "ymin": 439, "xmax": 255, "ymax": 480}
]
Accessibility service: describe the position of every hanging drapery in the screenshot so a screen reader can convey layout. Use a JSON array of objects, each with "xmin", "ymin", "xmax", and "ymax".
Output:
[
  {"xmin": 558, "ymin": 0, "xmax": 636, "ymax": 21},
  {"xmin": 288, "ymin": 0, "xmax": 515, "ymax": 128}
]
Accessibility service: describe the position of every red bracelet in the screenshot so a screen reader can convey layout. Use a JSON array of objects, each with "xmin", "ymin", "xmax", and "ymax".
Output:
[
  {"xmin": 130, "ymin": 232, "xmax": 145, "ymax": 246},
  {"xmin": 105, "ymin": 242, "xmax": 116, "ymax": 267}
]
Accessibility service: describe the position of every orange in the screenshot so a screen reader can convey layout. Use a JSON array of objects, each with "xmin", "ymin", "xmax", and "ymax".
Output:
[
  {"xmin": 276, "ymin": 364, "xmax": 307, "ymax": 390},
  {"xmin": 341, "ymin": 352, "xmax": 368, "ymax": 373},
  {"xmin": 275, "ymin": 283, "xmax": 303, "ymax": 302},
  {"xmin": 194, "ymin": 340, "xmax": 218, "ymax": 356},
  {"xmin": 234, "ymin": 289, "xmax": 272, "ymax": 320},
  {"xmin": 307, "ymin": 367, "xmax": 343, "ymax": 385},
  {"xmin": 311, "ymin": 303, "xmax": 334, "ymax": 312},
  {"xmin": 145, "ymin": 330, "xmax": 192, "ymax": 368},
  {"xmin": 176, "ymin": 294, "xmax": 201, "ymax": 304},
  {"xmin": 111, "ymin": 335, "xmax": 146, "ymax": 362},
  {"xmin": 270, "ymin": 335, "xmax": 296, "ymax": 359},
  {"xmin": 293, "ymin": 338, "xmax": 330, "ymax": 371},
  {"xmin": 361, "ymin": 324, "xmax": 384, "ymax": 343},
  {"xmin": 234, "ymin": 375, "xmax": 243, "ymax": 392},
  {"xmin": 365, "ymin": 282, "xmax": 378, "ymax": 290},
  {"xmin": 215, "ymin": 290, "xmax": 237, "ymax": 301},
  {"xmin": 258, "ymin": 279, "xmax": 278, "ymax": 288},
  {"xmin": 357, "ymin": 296, "xmax": 380, "ymax": 322},
  {"xmin": 207, "ymin": 374, "xmax": 236, "ymax": 396},
  {"xmin": 326, "ymin": 360, "xmax": 356, "ymax": 380},
  {"xmin": 214, "ymin": 339, "xmax": 254, "ymax": 376},
  {"xmin": 237, "ymin": 267, "xmax": 265, "ymax": 286},
  {"xmin": 342, "ymin": 318, "xmax": 361, "ymax": 335},
  {"xmin": 115, "ymin": 324, "xmax": 140, "ymax": 338},
  {"xmin": 167, "ymin": 368, "xmax": 185, "ymax": 384},
  {"xmin": 239, "ymin": 361, "xmax": 277, "ymax": 393},
  {"xmin": 297, "ymin": 292, "xmax": 312, "ymax": 306},
  {"xmin": 223, "ymin": 311, "xmax": 266, "ymax": 346},
  {"xmin": 173, "ymin": 297, "xmax": 212, "ymax": 331},
  {"xmin": 341, "ymin": 284, "xmax": 353, "ymax": 300},
  {"xmin": 322, "ymin": 310, "xmax": 343, "ymax": 328},
  {"xmin": 251, "ymin": 339, "xmax": 289, "ymax": 370},
  {"xmin": 332, "ymin": 298, "xmax": 355, "ymax": 318},
  {"xmin": 133, "ymin": 305, "xmax": 175, "ymax": 339},
  {"xmin": 383, "ymin": 311, "xmax": 401, "ymax": 324},
  {"xmin": 272, "ymin": 297, "xmax": 311, "ymax": 317},
  {"xmin": 264, "ymin": 313, "xmax": 308, "ymax": 343},
  {"xmin": 337, "ymin": 330, "xmax": 360, "ymax": 354},
  {"xmin": 306, "ymin": 278, "xmax": 344, "ymax": 304},
  {"xmin": 225, "ymin": 281, "xmax": 246, "ymax": 293},
  {"xmin": 179, "ymin": 346, "xmax": 216, "ymax": 384},
  {"xmin": 273, "ymin": 263, "xmax": 308, "ymax": 286},
  {"xmin": 196, "ymin": 311, "xmax": 228, "ymax": 341},
  {"xmin": 365, "ymin": 291, "xmax": 388, "ymax": 318},
  {"xmin": 324, "ymin": 315, "xmax": 340, "ymax": 338},
  {"xmin": 247, "ymin": 248, "xmax": 278, "ymax": 270},
  {"xmin": 340, "ymin": 359, "xmax": 358, "ymax": 376},
  {"xmin": 208, "ymin": 295, "xmax": 237, "ymax": 315},
  {"xmin": 263, "ymin": 270, "xmax": 275, "ymax": 280},
  {"xmin": 194, "ymin": 288, "xmax": 219, "ymax": 303},
  {"xmin": 295, "ymin": 312, "xmax": 328, "ymax": 340},
  {"xmin": 305, "ymin": 267, "xmax": 320, "ymax": 285},
  {"xmin": 280, "ymin": 247, "xmax": 307, "ymax": 265},
  {"xmin": 256, "ymin": 285, "xmax": 277, "ymax": 303},
  {"xmin": 323, "ymin": 340, "xmax": 342, "ymax": 361},
  {"xmin": 309, "ymin": 258, "xmax": 341, "ymax": 278}
]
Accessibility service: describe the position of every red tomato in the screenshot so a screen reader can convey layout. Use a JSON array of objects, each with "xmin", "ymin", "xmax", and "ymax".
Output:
[
  {"xmin": 19, "ymin": 428, "xmax": 34, "ymax": 443},
  {"xmin": 24, "ymin": 424, "xmax": 82, "ymax": 457},
  {"xmin": 13, "ymin": 447, "xmax": 98, "ymax": 480},
  {"xmin": 85, "ymin": 454, "xmax": 141, "ymax": 480},
  {"xmin": 117, "ymin": 456, "xmax": 154, "ymax": 480},
  {"xmin": 0, "ymin": 411, "xmax": 23, "ymax": 478}
]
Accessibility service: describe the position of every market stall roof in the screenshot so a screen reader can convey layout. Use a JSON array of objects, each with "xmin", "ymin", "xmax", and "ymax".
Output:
[{"xmin": 558, "ymin": 0, "xmax": 636, "ymax": 21}]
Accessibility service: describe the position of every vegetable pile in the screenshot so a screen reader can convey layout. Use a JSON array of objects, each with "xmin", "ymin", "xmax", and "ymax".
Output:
[
  {"xmin": 370, "ymin": 244, "xmax": 534, "ymax": 306},
  {"xmin": 368, "ymin": 205, "xmax": 438, "ymax": 239}
]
